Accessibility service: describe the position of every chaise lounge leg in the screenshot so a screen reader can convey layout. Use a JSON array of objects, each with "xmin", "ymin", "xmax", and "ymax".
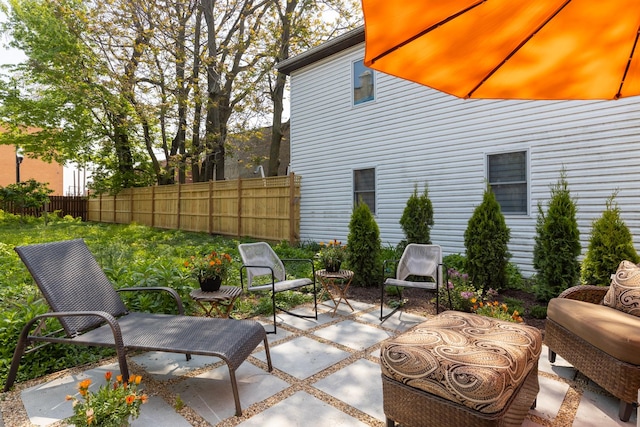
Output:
[
  {"xmin": 229, "ymin": 367, "xmax": 243, "ymax": 416},
  {"xmin": 4, "ymin": 327, "xmax": 29, "ymax": 392},
  {"xmin": 619, "ymin": 400, "xmax": 634, "ymax": 422},
  {"xmin": 386, "ymin": 417, "xmax": 395, "ymax": 427},
  {"xmin": 548, "ymin": 347, "xmax": 556, "ymax": 363}
]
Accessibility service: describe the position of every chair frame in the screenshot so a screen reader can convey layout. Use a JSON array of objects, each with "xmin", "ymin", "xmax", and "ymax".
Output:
[
  {"xmin": 4, "ymin": 239, "xmax": 272, "ymax": 417},
  {"xmin": 239, "ymin": 242, "xmax": 317, "ymax": 334},
  {"xmin": 380, "ymin": 244, "xmax": 452, "ymax": 322}
]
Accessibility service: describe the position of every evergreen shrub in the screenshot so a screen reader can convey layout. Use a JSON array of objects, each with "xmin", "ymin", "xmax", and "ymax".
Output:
[
  {"xmin": 581, "ymin": 192, "xmax": 640, "ymax": 286},
  {"xmin": 532, "ymin": 170, "xmax": 581, "ymax": 301},
  {"xmin": 463, "ymin": 186, "xmax": 511, "ymax": 291},
  {"xmin": 347, "ymin": 200, "xmax": 381, "ymax": 287}
]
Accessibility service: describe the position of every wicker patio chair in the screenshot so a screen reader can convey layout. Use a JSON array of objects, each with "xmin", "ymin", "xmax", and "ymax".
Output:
[
  {"xmin": 239, "ymin": 242, "xmax": 317, "ymax": 334},
  {"xmin": 4, "ymin": 239, "xmax": 272, "ymax": 416},
  {"xmin": 380, "ymin": 243, "xmax": 451, "ymax": 322}
]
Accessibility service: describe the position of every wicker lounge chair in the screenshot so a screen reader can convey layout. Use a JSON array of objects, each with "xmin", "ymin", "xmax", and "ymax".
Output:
[
  {"xmin": 239, "ymin": 242, "xmax": 317, "ymax": 334},
  {"xmin": 380, "ymin": 244, "xmax": 451, "ymax": 322},
  {"xmin": 4, "ymin": 239, "xmax": 272, "ymax": 416}
]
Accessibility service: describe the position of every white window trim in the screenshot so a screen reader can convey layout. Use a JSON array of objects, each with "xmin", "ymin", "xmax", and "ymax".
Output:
[{"xmin": 485, "ymin": 149, "xmax": 530, "ymax": 217}]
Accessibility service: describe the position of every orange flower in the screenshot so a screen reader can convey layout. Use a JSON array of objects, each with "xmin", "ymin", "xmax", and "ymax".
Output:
[
  {"xmin": 105, "ymin": 371, "xmax": 112, "ymax": 381},
  {"xmin": 140, "ymin": 394, "xmax": 149, "ymax": 404},
  {"xmin": 78, "ymin": 379, "xmax": 91, "ymax": 396},
  {"xmin": 134, "ymin": 375, "xmax": 142, "ymax": 385},
  {"xmin": 116, "ymin": 375, "xmax": 123, "ymax": 383},
  {"xmin": 126, "ymin": 395, "xmax": 136, "ymax": 405}
]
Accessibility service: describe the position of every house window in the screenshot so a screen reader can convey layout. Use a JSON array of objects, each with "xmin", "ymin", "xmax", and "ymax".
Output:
[
  {"xmin": 487, "ymin": 151, "xmax": 528, "ymax": 215},
  {"xmin": 353, "ymin": 59, "xmax": 375, "ymax": 105},
  {"xmin": 354, "ymin": 168, "xmax": 375, "ymax": 214}
]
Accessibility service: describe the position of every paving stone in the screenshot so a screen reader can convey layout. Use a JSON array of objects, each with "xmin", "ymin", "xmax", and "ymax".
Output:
[
  {"xmin": 236, "ymin": 391, "xmax": 369, "ymax": 427},
  {"xmin": 529, "ymin": 375, "xmax": 570, "ymax": 422},
  {"xmin": 313, "ymin": 359, "xmax": 384, "ymax": 421},
  {"xmin": 270, "ymin": 309, "xmax": 335, "ymax": 331},
  {"xmin": 131, "ymin": 352, "xmax": 220, "ymax": 381},
  {"xmin": 573, "ymin": 388, "xmax": 637, "ymax": 426},
  {"xmin": 538, "ymin": 345, "xmax": 577, "ymax": 381},
  {"xmin": 313, "ymin": 320, "xmax": 394, "ymax": 351},
  {"xmin": 169, "ymin": 362, "xmax": 288, "ymax": 425},
  {"xmin": 252, "ymin": 336, "xmax": 351, "ymax": 379},
  {"xmin": 359, "ymin": 310, "xmax": 428, "ymax": 333}
]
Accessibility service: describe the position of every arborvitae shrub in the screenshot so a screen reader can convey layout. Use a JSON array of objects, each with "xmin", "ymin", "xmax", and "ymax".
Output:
[
  {"xmin": 533, "ymin": 170, "xmax": 581, "ymax": 302},
  {"xmin": 581, "ymin": 193, "xmax": 640, "ymax": 286},
  {"xmin": 463, "ymin": 186, "xmax": 511, "ymax": 291},
  {"xmin": 399, "ymin": 183, "xmax": 434, "ymax": 250},
  {"xmin": 347, "ymin": 201, "xmax": 381, "ymax": 287}
]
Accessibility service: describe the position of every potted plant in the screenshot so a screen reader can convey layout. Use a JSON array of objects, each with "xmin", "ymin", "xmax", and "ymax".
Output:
[
  {"xmin": 66, "ymin": 371, "xmax": 147, "ymax": 427},
  {"xmin": 184, "ymin": 250, "xmax": 233, "ymax": 292},
  {"xmin": 318, "ymin": 240, "xmax": 347, "ymax": 272}
]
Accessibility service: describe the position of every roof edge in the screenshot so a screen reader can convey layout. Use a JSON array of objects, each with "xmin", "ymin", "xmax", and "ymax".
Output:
[{"xmin": 277, "ymin": 26, "xmax": 364, "ymax": 75}]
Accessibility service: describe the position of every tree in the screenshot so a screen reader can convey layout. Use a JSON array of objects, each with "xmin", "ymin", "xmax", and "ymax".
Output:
[
  {"xmin": 347, "ymin": 200, "xmax": 381, "ymax": 287},
  {"xmin": 399, "ymin": 183, "xmax": 434, "ymax": 249},
  {"xmin": 464, "ymin": 185, "xmax": 511, "ymax": 291},
  {"xmin": 581, "ymin": 192, "xmax": 640, "ymax": 286},
  {"xmin": 533, "ymin": 169, "xmax": 581, "ymax": 302},
  {"xmin": 0, "ymin": 179, "xmax": 53, "ymax": 219}
]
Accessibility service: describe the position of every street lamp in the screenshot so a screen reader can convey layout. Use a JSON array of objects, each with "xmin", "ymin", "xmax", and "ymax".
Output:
[{"xmin": 15, "ymin": 148, "xmax": 24, "ymax": 183}]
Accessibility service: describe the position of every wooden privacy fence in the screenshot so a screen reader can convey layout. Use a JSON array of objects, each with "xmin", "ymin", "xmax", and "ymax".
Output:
[
  {"xmin": 2, "ymin": 196, "xmax": 88, "ymax": 220},
  {"xmin": 87, "ymin": 174, "xmax": 302, "ymax": 243}
]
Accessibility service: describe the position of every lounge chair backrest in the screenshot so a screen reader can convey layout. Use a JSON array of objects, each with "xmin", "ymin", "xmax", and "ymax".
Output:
[
  {"xmin": 396, "ymin": 244, "xmax": 442, "ymax": 283},
  {"xmin": 238, "ymin": 242, "xmax": 286, "ymax": 287},
  {"xmin": 14, "ymin": 239, "xmax": 128, "ymax": 336}
]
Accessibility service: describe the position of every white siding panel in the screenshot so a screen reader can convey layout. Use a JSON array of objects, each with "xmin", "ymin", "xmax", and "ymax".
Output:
[{"xmin": 289, "ymin": 43, "xmax": 640, "ymax": 277}]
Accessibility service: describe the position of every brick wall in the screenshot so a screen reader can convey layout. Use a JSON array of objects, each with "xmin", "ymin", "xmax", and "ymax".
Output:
[{"xmin": 0, "ymin": 145, "xmax": 64, "ymax": 195}]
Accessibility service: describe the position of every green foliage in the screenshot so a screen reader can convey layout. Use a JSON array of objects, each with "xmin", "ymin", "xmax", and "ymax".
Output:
[
  {"xmin": 463, "ymin": 186, "xmax": 511, "ymax": 291},
  {"xmin": 0, "ymin": 179, "xmax": 53, "ymax": 219},
  {"xmin": 529, "ymin": 305, "xmax": 548, "ymax": 319},
  {"xmin": 399, "ymin": 183, "xmax": 434, "ymax": 250},
  {"xmin": 533, "ymin": 170, "xmax": 581, "ymax": 301},
  {"xmin": 443, "ymin": 253, "xmax": 466, "ymax": 272},
  {"xmin": 347, "ymin": 200, "xmax": 381, "ymax": 287},
  {"xmin": 440, "ymin": 267, "xmax": 477, "ymax": 312},
  {"xmin": 581, "ymin": 192, "xmax": 640, "ymax": 286}
]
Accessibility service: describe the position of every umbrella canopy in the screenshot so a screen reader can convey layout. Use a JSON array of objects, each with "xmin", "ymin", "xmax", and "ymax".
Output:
[{"xmin": 362, "ymin": 0, "xmax": 640, "ymax": 100}]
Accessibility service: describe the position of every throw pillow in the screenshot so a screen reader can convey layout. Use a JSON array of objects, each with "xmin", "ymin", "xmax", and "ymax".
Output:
[{"xmin": 603, "ymin": 260, "xmax": 640, "ymax": 317}]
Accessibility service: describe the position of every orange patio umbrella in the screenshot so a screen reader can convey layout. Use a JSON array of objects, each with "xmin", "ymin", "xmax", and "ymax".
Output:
[{"xmin": 362, "ymin": 0, "xmax": 640, "ymax": 100}]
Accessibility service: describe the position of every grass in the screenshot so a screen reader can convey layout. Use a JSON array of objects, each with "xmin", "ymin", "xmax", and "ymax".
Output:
[{"xmin": 0, "ymin": 211, "xmax": 318, "ymax": 386}]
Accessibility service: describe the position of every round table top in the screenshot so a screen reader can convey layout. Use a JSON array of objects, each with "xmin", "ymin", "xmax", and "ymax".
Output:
[
  {"xmin": 189, "ymin": 286, "xmax": 243, "ymax": 301},
  {"xmin": 315, "ymin": 269, "xmax": 354, "ymax": 279}
]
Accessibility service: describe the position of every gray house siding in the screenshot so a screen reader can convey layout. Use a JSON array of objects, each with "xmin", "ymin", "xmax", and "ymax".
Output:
[{"xmin": 284, "ymin": 36, "xmax": 640, "ymax": 277}]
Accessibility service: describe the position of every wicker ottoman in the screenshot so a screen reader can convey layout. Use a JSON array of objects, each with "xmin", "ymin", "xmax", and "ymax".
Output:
[{"xmin": 380, "ymin": 311, "xmax": 542, "ymax": 427}]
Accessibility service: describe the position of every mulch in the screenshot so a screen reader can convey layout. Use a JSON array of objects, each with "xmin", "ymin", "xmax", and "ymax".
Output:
[{"xmin": 348, "ymin": 285, "xmax": 546, "ymax": 332}]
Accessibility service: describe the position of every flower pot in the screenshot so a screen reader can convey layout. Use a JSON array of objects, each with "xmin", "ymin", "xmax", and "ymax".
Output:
[
  {"xmin": 325, "ymin": 261, "xmax": 342, "ymax": 273},
  {"xmin": 200, "ymin": 276, "xmax": 222, "ymax": 292}
]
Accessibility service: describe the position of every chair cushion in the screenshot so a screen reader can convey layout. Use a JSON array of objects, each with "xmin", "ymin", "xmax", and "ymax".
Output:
[
  {"xmin": 248, "ymin": 278, "xmax": 312, "ymax": 292},
  {"xmin": 548, "ymin": 297, "xmax": 640, "ymax": 365},
  {"xmin": 384, "ymin": 277, "xmax": 437, "ymax": 290},
  {"xmin": 603, "ymin": 260, "xmax": 640, "ymax": 317},
  {"xmin": 380, "ymin": 311, "xmax": 541, "ymax": 414}
]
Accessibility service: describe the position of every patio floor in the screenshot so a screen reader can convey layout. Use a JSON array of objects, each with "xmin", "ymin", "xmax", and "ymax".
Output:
[{"xmin": 2, "ymin": 300, "xmax": 637, "ymax": 426}]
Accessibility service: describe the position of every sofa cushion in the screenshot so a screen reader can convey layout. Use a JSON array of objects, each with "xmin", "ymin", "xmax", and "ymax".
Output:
[
  {"xmin": 380, "ymin": 311, "xmax": 541, "ymax": 415},
  {"xmin": 547, "ymin": 297, "xmax": 640, "ymax": 365},
  {"xmin": 603, "ymin": 260, "xmax": 640, "ymax": 317}
]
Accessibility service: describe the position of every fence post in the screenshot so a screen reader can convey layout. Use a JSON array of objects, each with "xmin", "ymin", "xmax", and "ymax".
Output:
[
  {"xmin": 130, "ymin": 189, "xmax": 134, "ymax": 223},
  {"xmin": 176, "ymin": 183, "xmax": 181, "ymax": 230},
  {"xmin": 289, "ymin": 172, "xmax": 296, "ymax": 244},
  {"xmin": 151, "ymin": 186, "xmax": 155, "ymax": 228},
  {"xmin": 237, "ymin": 177, "xmax": 242, "ymax": 238},
  {"xmin": 208, "ymin": 181, "xmax": 213, "ymax": 234}
]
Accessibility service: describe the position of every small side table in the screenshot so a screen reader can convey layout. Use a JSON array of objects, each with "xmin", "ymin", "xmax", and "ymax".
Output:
[
  {"xmin": 315, "ymin": 269, "xmax": 355, "ymax": 317},
  {"xmin": 189, "ymin": 286, "xmax": 243, "ymax": 318}
]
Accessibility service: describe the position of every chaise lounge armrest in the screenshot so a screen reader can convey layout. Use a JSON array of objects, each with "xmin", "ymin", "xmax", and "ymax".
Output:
[
  {"xmin": 556, "ymin": 285, "xmax": 608, "ymax": 304},
  {"xmin": 116, "ymin": 286, "xmax": 185, "ymax": 314}
]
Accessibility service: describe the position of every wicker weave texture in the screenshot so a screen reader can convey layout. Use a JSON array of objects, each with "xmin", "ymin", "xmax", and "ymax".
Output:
[
  {"xmin": 382, "ymin": 366, "xmax": 539, "ymax": 427},
  {"xmin": 545, "ymin": 319, "xmax": 640, "ymax": 405},
  {"xmin": 15, "ymin": 239, "xmax": 129, "ymax": 335}
]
